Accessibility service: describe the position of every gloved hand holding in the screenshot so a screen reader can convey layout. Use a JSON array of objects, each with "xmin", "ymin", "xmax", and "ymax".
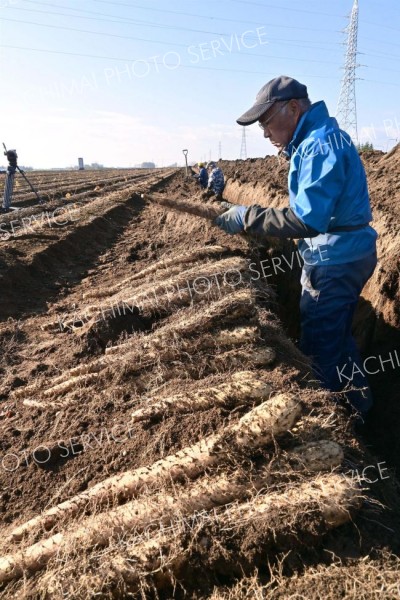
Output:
[{"xmin": 214, "ymin": 205, "xmax": 247, "ymax": 234}]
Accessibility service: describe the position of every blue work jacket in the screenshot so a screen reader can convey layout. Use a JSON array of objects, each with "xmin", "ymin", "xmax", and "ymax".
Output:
[
  {"xmin": 198, "ymin": 167, "xmax": 208, "ymax": 188},
  {"xmin": 286, "ymin": 101, "xmax": 377, "ymax": 265}
]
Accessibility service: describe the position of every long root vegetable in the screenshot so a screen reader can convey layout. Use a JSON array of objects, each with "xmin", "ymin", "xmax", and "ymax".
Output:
[
  {"xmin": 131, "ymin": 371, "xmax": 272, "ymax": 423},
  {"xmin": 287, "ymin": 439, "xmax": 344, "ymax": 472},
  {"xmin": 9, "ymin": 393, "xmax": 301, "ymax": 542},
  {"xmin": 0, "ymin": 474, "xmax": 359, "ymax": 587},
  {"xmin": 34, "ymin": 334, "xmax": 269, "ymax": 402},
  {"xmin": 104, "ymin": 327, "xmax": 259, "ymax": 356},
  {"xmin": 159, "ymin": 347, "xmax": 276, "ymax": 383},
  {"xmin": 231, "ymin": 392, "xmax": 301, "ymax": 448},
  {"xmin": 41, "ymin": 373, "xmax": 98, "ymax": 398},
  {"xmin": 142, "ymin": 193, "xmax": 225, "ymax": 221},
  {"xmin": 83, "ymin": 245, "xmax": 227, "ymax": 300},
  {"xmin": 15, "ymin": 373, "xmax": 99, "ymax": 402},
  {"xmin": 209, "ymin": 346, "xmax": 275, "ymax": 370},
  {"xmin": 42, "ymin": 285, "xmax": 255, "ymax": 336},
  {"xmin": 80, "ymin": 255, "xmax": 249, "ymax": 322},
  {"xmin": 0, "ymin": 441, "xmax": 343, "ymax": 583},
  {"xmin": 13, "ymin": 293, "xmax": 257, "ymax": 400},
  {"xmin": 109, "ymin": 474, "xmax": 361, "ymax": 594}
]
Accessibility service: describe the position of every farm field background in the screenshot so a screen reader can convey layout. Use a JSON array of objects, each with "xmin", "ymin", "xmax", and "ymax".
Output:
[{"xmin": 0, "ymin": 149, "xmax": 399, "ymax": 598}]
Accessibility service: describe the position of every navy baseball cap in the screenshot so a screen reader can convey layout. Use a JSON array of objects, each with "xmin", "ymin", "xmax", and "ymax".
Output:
[{"xmin": 237, "ymin": 76, "xmax": 308, "ymax": 126}]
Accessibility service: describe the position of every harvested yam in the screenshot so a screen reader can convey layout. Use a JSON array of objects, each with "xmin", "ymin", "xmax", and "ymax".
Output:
[
  {"xmin": 107, "ymin": 475, "xmax": 361, "ymax": 594},
  {"xmin": 83, "ymin": 245, "xmax": 227, "ymax": 299},
  {"xmin": 231, "ymin": 392, "xmax": 301, "ymax": 448},
  {"xmin": 9, "ymin": 436, "xmax": 220, "ymax": 542},
  {"xmin": 209, "ymin": 346, "xmax": 275, "ymax": 370},
  {"xmin": 229, "ymin": 473, "xmax": 362, "ymax": 529},
  {"xmin": 287, "ymin": 439, "xmax": 344, "ymax": 472},
  {"xmin": 9, "ymin": 393, "xmax": 301, "ymax": 541},
  {"xmin": 42, "ymin": 286, "xmax": 255, "ymax": 338},
  {"xmin": 142, "ymin": 348, "xmax": 275, "ymax": 385},
  {"xmin": 0, "ymin": 442, "xmax": 343, "ymax": 582},
  {"xmin": 13, "ymin": 314, "xmax": 260, "ymax": 407},
  {"xmin": 163, "ymin": 288, "xmax": 257, "ymax": 333},
  {"xmin": 105, "ymin": 324, "xmax": 259, "ymax": 356},
  {"xmin": 55, "ymin": 326, "xmax": 261, "ymax": 383},
  {"xmin": 131, "ymin": 371, "xmax": 273, "ymax": 423},
  {"xmin": 42, "ymin": 373, "xmax": 98, "ymax": 398},
  {"xmin": 13, "ymin": 373, "xmax": 98, "ymax": 401},
  {"xmin": 26, "ymin": 348, "xmax": 274, "ymax": 408},
  {"xmin": 0, "ymin": 474, "xmax": 358, "ymax": 588},
  {"xmin": 51, "ymin": 359, "xmax": 108, "ymax": 384},
  {"xmin": 21, "ymin": 399, "xmax": 47, "ymax": 409},
  {"xmin": 20, "ymin": 373, "xmax": 100, "ymax": 408},
  {"xmin": 72, "ymin": 255, "xmax": 248, "ymax": 333},
  {"xmin": 82, "ymin": 255, "xmax": 249, "ymax": 322},
  {"xmin": 211, "ymin": 326, "xmax": 259, "ymax": 347},
  {"xmin": 158, "ymin": 347, "xmax": 276, "ymax": 382},
  {"xmin": 142, "ymin": 192, "xmax": 225, "ymax": 221}
]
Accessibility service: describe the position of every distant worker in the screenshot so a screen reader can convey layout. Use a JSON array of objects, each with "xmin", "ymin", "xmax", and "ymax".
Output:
[
  {"xmin": 214, "ymin": 75, "xmax": 377, "ymax": 421},
  {"xmin": 194, "ymin": 162, "xmax": 208, "ymax": 189},
  {"xmin": 206, "ymin": 161, "xmax": 225, "ymax": 201}
]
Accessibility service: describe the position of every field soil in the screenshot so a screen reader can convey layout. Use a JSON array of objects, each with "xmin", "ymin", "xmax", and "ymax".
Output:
[{"xmin": 0, "ymin": 154, "xmax": 399, "ymax": 599}]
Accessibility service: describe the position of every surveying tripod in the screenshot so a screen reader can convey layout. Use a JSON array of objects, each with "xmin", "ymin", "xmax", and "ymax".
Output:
[{"xmin": 1, "ymin": 143, "xmax": 43, "ymax": 213}]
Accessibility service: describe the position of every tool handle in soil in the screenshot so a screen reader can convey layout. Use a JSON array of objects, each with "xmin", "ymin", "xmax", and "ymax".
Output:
[{"xmin": 141, "ymin": 193, "xmax": 226, "ymax": 222}]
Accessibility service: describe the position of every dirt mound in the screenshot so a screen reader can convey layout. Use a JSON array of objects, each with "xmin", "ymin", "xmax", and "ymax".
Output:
[{"xmin": 0, "ymin": 166, "xmax": 399, "ymax": 598}]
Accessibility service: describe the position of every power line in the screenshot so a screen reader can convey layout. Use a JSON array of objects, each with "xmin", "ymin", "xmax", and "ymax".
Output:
[
  {"xmin": 2, "ymin": 42, "xmax": 400, "ymax": 86},
  {"xmin": 3, "ymin": 17, "xmax": 400, "ymax": 72},
  {"xmin": 0, "ymin": 43, "xmax": 334, "ymax": 78},
  {"xmin": 10, "ymin": 1, "xmax": 338, "ymax": 34},
  {"xmin": 93, "ymin": 0, "xmax": 345, "ymax": 20},
  {"xmin": 8, "ymin": 5, "xmax": 400, "ymax": 51},
  {"xmin": 360, "ymin": 19, "xmax": 400, "ymax": 32},
  {"xmin": 2, "ymin": 15, "xmax": 346, "ymax": 55},
  {"xmin": 360, "ymin": 48, "xmax": 400, "ymax": 61},
  {"xmin": 0, "ymin": 19, "xmax": 344, "ymax": 66},
  {"xmin": 8, "ymin": 6, "xmax": 227, "ymax": 35},
  {"xmin": 228, "ymin": 0, "xmax": 344, "ymax": 18},
  {"xmin": 0, "ymin": 17, "xmax": 192, "ymax": 47}
]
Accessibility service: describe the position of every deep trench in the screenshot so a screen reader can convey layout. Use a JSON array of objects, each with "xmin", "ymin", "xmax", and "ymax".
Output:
[{"xmin": 259, "ymin": 238, "xmax": 400, "ymax": 476}]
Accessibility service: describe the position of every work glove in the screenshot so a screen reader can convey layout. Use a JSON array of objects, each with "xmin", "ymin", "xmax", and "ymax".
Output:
[{"xmin": 214, "ymin": 205, "xmax": 247, "ymax": 235}]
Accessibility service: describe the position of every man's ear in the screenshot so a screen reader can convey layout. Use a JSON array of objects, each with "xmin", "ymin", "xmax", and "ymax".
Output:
[{"xmin": 288, "ymin": 99, "xmax": 300, "ymax": 116}]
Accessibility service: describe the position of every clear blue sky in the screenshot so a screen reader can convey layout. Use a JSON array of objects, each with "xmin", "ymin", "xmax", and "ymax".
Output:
[{"xmin": 0, "ymin": 0, "xmax": 399, "ymax": 168}]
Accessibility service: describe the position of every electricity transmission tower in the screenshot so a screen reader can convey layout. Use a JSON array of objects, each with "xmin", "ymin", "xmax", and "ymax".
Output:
[
  {"xmin": 336, "ymin": 0, "xmax": 360, "ymax": 142},
  {"xmin": 240, "ymin": 127, "xmax": 247, "ymax": 160}
]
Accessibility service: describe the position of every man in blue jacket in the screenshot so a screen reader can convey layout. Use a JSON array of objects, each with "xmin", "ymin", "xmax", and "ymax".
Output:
[
  {"xmin": 215, "ymin": 75, "xmax": 377, "ymax": 417},
  {"xmin": 194, "ymin": 162, "xmax": 208, "ymax": 189},
  {"xmin": 206, "ymin": 161, "xmax": 225, "ymax": 200}
]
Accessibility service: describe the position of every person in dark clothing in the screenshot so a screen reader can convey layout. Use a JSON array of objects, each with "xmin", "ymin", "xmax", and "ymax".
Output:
[
  {"xmin": 205, "ymin": 161, "xmax": 225, "ymax": 201},
  {"xmin": 193, "ymin": 162, "xmax": 208, "ymax": 189}
]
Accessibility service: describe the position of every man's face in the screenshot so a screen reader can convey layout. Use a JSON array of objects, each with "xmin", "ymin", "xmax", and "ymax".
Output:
[{"xmin": 258, "ymin": 100, "xmax": 302, "ymax": 150}]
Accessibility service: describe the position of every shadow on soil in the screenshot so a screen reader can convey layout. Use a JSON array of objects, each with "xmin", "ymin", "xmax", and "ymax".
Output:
[{"xmin": 0, "ymin": 194, "xmax": 146, "ymax": 321}]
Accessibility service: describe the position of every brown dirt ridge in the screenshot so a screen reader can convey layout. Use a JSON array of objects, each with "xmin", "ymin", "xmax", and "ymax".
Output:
[{"xmin": 0, "ymin": 154, "xmax": 399, "ymax": 599}]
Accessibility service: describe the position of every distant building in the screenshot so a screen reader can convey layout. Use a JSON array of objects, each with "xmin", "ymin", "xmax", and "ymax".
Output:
[
  {"xmin": 78, "ymin": 158, "xmax": 84, "ymax": 170},
  {"xmin": 141, "ymin": 162, "xmax": 156, "ymax": 169}
]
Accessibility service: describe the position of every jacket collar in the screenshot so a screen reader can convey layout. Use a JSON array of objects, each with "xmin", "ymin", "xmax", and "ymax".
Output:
[{"xmin": 285, "ymin": 101, "xmax": 333, "ymax": 156}]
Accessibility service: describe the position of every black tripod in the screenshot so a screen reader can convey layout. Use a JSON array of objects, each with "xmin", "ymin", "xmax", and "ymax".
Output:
[{"xmin": 1, "ymin": 143, "xmax": 43, "ymax": 213}]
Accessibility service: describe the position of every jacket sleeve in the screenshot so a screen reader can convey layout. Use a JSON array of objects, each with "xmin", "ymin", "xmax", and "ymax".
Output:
[
  {"xmin": 291, "ymin": 138, "xmax": 346, "ymax": 233},
  {"xmin": 244, "ymin": 205, "xmax": 320, "ymax": 239}
]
